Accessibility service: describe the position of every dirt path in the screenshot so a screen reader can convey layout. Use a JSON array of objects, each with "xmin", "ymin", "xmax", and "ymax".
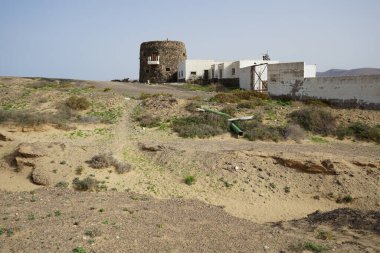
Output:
[{"xmin": 0, "ymin": 188, "xmax": 379, "ymax": 253}]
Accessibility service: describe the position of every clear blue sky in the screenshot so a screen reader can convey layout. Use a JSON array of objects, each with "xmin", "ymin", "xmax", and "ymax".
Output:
[{"xmin": 1, "ymin": 0, "xmax": 379, "ymax": 80}]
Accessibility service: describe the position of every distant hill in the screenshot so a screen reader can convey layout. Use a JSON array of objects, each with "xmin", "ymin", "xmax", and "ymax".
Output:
[{"xmin": 317, "ymin": 68, "xmax": 380, "ymax": 77}]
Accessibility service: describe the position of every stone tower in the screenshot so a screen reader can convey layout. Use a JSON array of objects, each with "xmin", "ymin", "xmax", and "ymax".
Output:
[{"xmin": 139, "ymin": 40, "xmax": 187, "ymax": 83}]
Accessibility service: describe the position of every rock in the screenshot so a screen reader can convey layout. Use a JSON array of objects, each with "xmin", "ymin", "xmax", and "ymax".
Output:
[
  {"xmin": 17, "ymin": 143, "xmax": 47, "ymax": 158},
  {"xmin": 139, "ymin": 142, "xmax": 165, "ymax": 152},
  {"xmin": 0, "ymin": 133, "xmax": 12, "ymax": 141},
  {"xmin": 272, "ymin": 156, "xmax": 338, "ymax": 175},
  {"xmin": 14, "ymin": 157, "xmax": 35, "ymax": 171},
  {"xmin": 31, "ymin": 167, "xmax": 51, "ymax": 186},
  {"xmin": 321, "ymin": 159, "xmax": 334, "ymax": 170}
]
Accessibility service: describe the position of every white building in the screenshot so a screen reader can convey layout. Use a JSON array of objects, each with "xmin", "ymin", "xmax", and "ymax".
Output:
[
  {"xmin": 239, "ymin": 60, "xmax": 279, "ymax": 91},
  {"xmin": 177, "ymin": 60, "xmax": 216, "ymax": 82},
  {"xmin": 177, "ymin": 58, "xmax": 316, "ymax": 92}
]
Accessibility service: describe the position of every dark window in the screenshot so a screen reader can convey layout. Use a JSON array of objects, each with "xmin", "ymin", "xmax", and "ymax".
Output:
[
  {"xmin": 232, "ymin": 68, "xmax": 236, "ymax": 75},
  {"xmin": 166, "ymin": 67, "xmax": 171, "ymax": 71},
  {"xmin": 145, "ymin": 69, "xmax": 149, "ymax": 73},
  {"xmin": 190, "ymin": 71, "xmax": 196, "ymax": 75},
  {"xmin": 183, "ymin": 53, "xmax": 186, "ymax": 56}
]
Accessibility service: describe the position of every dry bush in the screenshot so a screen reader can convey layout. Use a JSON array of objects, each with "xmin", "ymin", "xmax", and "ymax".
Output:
[
  {"xmin": 0, "ymin": 109, "xmax": 52, "ymax": 126},
  {"xmin": 220, "ymin": 105, "xmax": 237, "ymax": 116},
  {"xmin": 88, "ymin": 154, "xmax": 132, "ymax": 174},
  {"xmin": 88, "ymin": 154, "xmax": 114, "ymax": 169},
  {"xmin": 113, "ymin": 161, "xmax": 132, "ymax": 174},
  {"xmin": 72, "ymin": 177, "xmax": 100, "ymax": 191},
  {"xmin": 284, "ymin": 124, "xmax": 305, "ymax": 142},
  {"xmin": 237, "ymin": 117, "xmax": 284, "ymax": 142},
  {"xmin": 237, "ymin": 98, "xmax": 265, "ymax": 109},
  {"xmin": 172, "ymin": 113, "xmax": 228, "ymax": 138},
  {"xmin": 139, "ymin": 115, "xmax": 162, "ymax": 128},
  {"xmin": 139, "ymin": 92, "xmax": 172, "ymax": 100},
  {"xmin": 65, "ymin": 96, "xmax": 90, "ymax": 110},
  {"xmin": 290, "ymin": 107, "xmax": 336, "ymax": 136},
  {"xmin": 185, "ymin": 101, "xmax": 202, "ymax": 112}
]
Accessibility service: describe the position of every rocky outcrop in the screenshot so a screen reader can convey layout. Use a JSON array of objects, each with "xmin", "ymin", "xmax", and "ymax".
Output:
[
  {"xmin": 272, "ymin": 156, "xmax": 338, "ymax": 175},
  {"xmin": 16, "ymin": 143, "xmax": 47, "ymax": 158},
  {"xmin": 0, "ymin": 132, "xmax": 12, "ymax": 141}
]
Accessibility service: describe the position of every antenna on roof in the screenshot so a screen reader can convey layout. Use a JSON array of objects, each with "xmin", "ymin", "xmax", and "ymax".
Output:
[{"xmin": 263, "ymin": 51, "xmax": 271, "ymax": 61}]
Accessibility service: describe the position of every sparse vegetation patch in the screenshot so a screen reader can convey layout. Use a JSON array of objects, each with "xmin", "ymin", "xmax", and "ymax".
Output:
[
  {"xmin": 172, "ymin": 113, "xmax": 228, "ymax": 138},
  {"xmin": 210, "ymin": 90, "xmax": 268, "ymax": 103}
]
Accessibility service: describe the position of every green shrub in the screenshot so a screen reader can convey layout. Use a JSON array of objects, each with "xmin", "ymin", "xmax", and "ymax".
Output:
[
  {"xmin": 336, "ymin": 125, "xmax": 354, "ymax": 140},
  {"xmin": 290, "ymin": 107, "xmax": 336, "ymax": 135},
  {"xmin": 184, "ymin": 175, "xmax": 196, "ymax": 185},
  {"xmin": 172, "ymin": 113, "xmax": 228, "ymax": 138},
  {"xmin": 336, "ymin": 123, "xmax": 379, "ymax": 143},
  {"xmin": 55, "ymin": 181, "xmax": 69, "ymax": 188},
  {"xmin": 336, "ymin": 195, "xmax": 353, "ymax": 203},
  {"xmin": 73, "ymin": 247, "xmax": 87, "ymax": 253},
  {"xmin": 348, "ymin": 122, "xmax": 380, "ymax": 143},
  {"xmin": 76, "ymin": 166, "xmax": 85, "ymax": 175},
  {"xmin": 273, "ymin": 99, "xmax": 292, "ymax": 106},
  {"xmin": 66, "ymin": 96, "xmax": 90, "ymax": 110},
  {"xmin": 304, "ymin": 242, "xmax": 329, "ymax": 252}
]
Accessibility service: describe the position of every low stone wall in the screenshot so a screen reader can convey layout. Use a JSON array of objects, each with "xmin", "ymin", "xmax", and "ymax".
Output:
[{"xmin": 268, "ymin": 75, "xmax": 380, "ymax": 109}]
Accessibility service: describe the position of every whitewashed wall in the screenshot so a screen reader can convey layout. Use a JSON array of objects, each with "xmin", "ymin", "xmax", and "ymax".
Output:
[
  {"xmin": 177, "ymin": 60, "xmax": 215, "ymax": 81},
  {"xmin": 268, "ymin": 62, "xmax": 380, "ymax": 108},
  {"xmin": 239, "ymin": 60, "xmax": 279, "ymax": 90},
  {"xmin": 304, "ymin": 64, "xmax": 317, "ymax": 78}
]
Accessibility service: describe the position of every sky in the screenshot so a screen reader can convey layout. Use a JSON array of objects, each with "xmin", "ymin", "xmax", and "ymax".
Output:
[{"xmin": 0, "ymin": 0, "xmax": 379, "ymax": 81}]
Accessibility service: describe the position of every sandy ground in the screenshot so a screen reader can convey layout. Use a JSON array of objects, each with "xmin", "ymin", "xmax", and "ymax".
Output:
[{"xmin": 0, "ymin": 76, "xmax": 379, "ymax": 252}]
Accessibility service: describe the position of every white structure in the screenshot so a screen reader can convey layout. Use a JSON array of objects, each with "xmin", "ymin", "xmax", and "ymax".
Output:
[
  {"xmin": 267, "ymin": 62, "xmax": 380, "ymax": 109},
  {"xmin": 239, "ymin": 60, "xmax": 280, "ymax": 91},
  {"xmin": 177, "ymin": 60, "xmax": 215, "ymax": 82},
  {"xmin": 304, "ymin": 64, "xmax": 317, "ymax": 78}
]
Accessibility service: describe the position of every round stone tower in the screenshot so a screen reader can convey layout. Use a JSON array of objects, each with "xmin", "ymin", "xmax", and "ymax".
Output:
[{"xmin": 139, "ymin": 40, "xmax": 187, "ymax": 83}]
